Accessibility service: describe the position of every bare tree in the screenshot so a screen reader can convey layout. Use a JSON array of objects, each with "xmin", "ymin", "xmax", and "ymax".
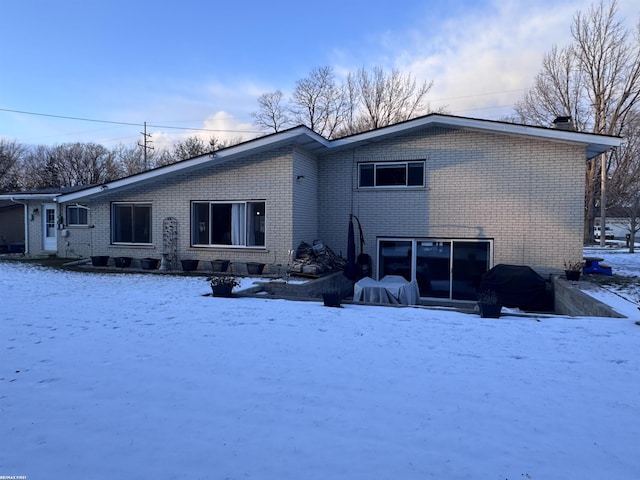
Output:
[
  {"xmin": 251, "ymin": 90, "xmax": 292, "ymax": 133},
  {"xmin": 112, "ymin": 144, "xmax": 147, "ymax": 177},
  {"xmin": 514, "ymin": 0, "xmax": 640, "ymax": 243},
  {"xmin": 154, "ymin": 135, "xmax": 242, "ymax": 167},
  {"xmin": 0, "ymin": 139, "xmax": 26, "ymax": 192},
  {"xmin": 607, "ymin": 112, "xmax": 640, "ymax": 251},
  {"xmin": 42, "ymin": 143, "xmax": 120, "ymax": 187},
  {"xmin": 289, "ymin": 66, "xmax": 349, "ymax": 138},
  {"xmin": 253, "ymin": 65, "xmax": 435, "ymax": 138},
  {"xmin": 353, "ymin": 66, "xmax": 433, "ymax": 132}
]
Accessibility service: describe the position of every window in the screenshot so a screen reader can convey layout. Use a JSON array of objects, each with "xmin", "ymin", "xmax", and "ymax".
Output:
[
  {"xmin": 359, "ymin": 161, "xmax": 425, "ymax": 188},
  {"xmin": 191, "ymin": 201, "xmax": 265, "ymax": 247},
  {"xmin": 111, "ymin": 203, "xmax": 152, "ymax": 244},
  {"xmin": 66, "ymin": 205, "xmax": 89, "ymax": 226}
]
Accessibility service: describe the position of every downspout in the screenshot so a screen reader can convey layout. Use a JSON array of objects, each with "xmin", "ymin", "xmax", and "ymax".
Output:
[{"xmin": 10, "ymin": 197, "xmax": 29, "ymax": 255}]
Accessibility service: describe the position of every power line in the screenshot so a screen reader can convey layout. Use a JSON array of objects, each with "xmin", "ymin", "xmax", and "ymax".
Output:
[{"xmin": 0, "ymin": 107, "xmax": 262, "ymax": 134}]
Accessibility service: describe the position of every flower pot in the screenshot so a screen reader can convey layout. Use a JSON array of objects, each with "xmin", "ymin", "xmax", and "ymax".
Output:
[
  {"xmin": 246, "ymin": 262, "xmax": 265, "ymax": 275},
  {"xmin": 323, "ymin": 293, "xmax": 343, "ymax": 308},
  {"xmin": 211, "ymin": 284, "xmax": 234, "ymax": 298},
  {"xmin": 565, "ymin": 270, "xmax": 581, "ymax": 281},
  {"xmin": 181, "ymin": 259, "xmax": 199, "ymax": 272},
  {"xmin": 140, "ymin": 258, "xmax": 160, "ymax": 270},
  {"xmin": 91, "ymin": 255, "xmax": 109, "ymax": 267},
  {"xmin": 211, "ymin": 259, "xmax": 230, "ymax": 273},
  {"xmin": 113, "ymin": 256, "xmax": 132, "ymax": 268},
  {"xmin": 479, "ymin": 303, "xmax": 501, "ymax": 318}
]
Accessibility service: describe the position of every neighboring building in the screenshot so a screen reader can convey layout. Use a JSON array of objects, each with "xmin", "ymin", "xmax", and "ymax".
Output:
[
  {"xmin": 0, "ymin": 201, "xmax": 25, "ymax": 252},
  {"xmin": 0, "ymin": 114, "xmax": 622, "ymax": 302}
]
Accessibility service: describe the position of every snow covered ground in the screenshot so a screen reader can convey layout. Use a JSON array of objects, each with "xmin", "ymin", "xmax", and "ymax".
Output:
[
  {"xmin": 1, "ymin": 251, "xmax": 639, "ymax": 480},
  {"xmin": 581, "ymin": 246, "xmax": 640, "ymax": 317}
]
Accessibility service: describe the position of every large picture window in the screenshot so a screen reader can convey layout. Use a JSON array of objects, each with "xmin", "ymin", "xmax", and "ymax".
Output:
[
  {"xmin": 111, "ymin": 203, "xmax": 152, "ymax": 244},
  {"xmin": 359, "ymin": 161, "xmax": 425, "ymax": 188},
  {"xmin": 192, "ymin": 201, "xmax": 265, "ymax": 247}
]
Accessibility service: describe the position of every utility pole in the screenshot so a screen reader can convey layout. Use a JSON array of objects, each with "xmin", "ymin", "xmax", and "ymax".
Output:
[
  {"xmin": 600, "ymin": 152, "xmax": 607, "ymax": 247},
  {"xmin": 598, "ymin": 84, "xmax": 607, "ymax": 248},
  {"xmin": 138, "ymin": 122, "xmax": 154, "ymax": 170}
]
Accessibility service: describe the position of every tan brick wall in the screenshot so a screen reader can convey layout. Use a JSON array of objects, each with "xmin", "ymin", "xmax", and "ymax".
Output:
[
  {"xmin": 58, "ymin": 125, "xmax": 587, "ymax": 276},
  {"xmin": 62, "ymin": 147, "xmax": 298, "ymax": 266},
  {"xmin": 292, "ymin": 146, "xmax": 319, "ymax": 249},
  {"xmin": 318, "ymin": 126, "xmax": 586, "ymax": 275}
]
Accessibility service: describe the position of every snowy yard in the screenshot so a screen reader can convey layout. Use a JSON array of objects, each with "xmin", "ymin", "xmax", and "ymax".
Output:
[{"xmin": 1, "ymin": 250, "xmax": 639, "ymax": 480}]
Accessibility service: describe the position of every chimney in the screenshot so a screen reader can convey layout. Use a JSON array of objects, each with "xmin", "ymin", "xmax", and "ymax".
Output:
[{"xmin": 553, "ymin": 116, "xmax": 574, "ymax": 131}]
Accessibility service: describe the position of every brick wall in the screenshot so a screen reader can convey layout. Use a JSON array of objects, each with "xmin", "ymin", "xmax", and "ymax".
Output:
[
  {"xmin": 59, "ymin": 125, "xmax": 587, "ymax": 276},
  {"xmin": 62, "ymin": 147, "xmax": 299, "ymax": 267},
  {"xmin": 318, "ymin": 126, "xmax": 585, "ymax": 275}
]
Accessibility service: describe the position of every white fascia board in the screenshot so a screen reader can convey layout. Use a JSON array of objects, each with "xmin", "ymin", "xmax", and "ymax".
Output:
[
  {"xmin": 0, "ymin": 193, "xmax": 59, "ymax": 201},
  {"xmin": 57, "ymin": 127, "xmax": 328, "ymax": 203},
  {"xmin": 327, "ymin": 114, "xmax": 622, "ymax": 157}
]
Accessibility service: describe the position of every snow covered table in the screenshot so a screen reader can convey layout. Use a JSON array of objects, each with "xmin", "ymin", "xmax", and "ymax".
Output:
[{"xmin": 353, "ymin": 275, "xmax": 420, "ymax": 305}]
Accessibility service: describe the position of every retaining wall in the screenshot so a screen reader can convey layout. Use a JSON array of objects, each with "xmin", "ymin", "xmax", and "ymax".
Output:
[{"xmin": 554, "ymin": 277, "xmax": 626, "ymax": 318}]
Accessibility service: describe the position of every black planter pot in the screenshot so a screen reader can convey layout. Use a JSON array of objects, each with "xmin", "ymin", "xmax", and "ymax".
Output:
[
  {"xmin": 323, "ymin": 293, "xmax": 343, "ymax": 308},
  {"xmin": 565, "ymin": 270, "xmax": 581, "ymax": 281},
  {"xmin": 140, "ymin": 258, "xmax": 160, "ymax": 270},
  {"xmin": 211, "ymin": 259, "xmax": 230, "ymax": 273},
  {"xmin": 91, "ymin": 255, "xmax": 109, "ymax": 267},
  {"xmin": 211, "ymin": 284, "xmax": 234, "ymax": 298},
  {"xmin": 246, "ymin": 262, "xmax": 265, "ymax": 275},
  {"xmin": 113, "ymin": 256, "xmax": 132, "ymax": 268},
  {"xmin": 479, "ymin": 303, "xmax": 502, "ymax": 318},
  {"xmin": 181, "ymin": 259, "xmax": 200, "ymax": 272}
]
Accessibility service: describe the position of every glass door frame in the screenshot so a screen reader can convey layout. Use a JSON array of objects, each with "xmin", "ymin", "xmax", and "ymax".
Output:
[{"xmin": 376, "ymin": 237, "xmax": 494, "ymax": 301}]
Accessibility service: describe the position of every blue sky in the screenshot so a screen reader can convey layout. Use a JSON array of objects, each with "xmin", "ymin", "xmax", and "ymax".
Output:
[{"xmin": 1, "ymin": 0, "xmax": 638, "ymax": 149}]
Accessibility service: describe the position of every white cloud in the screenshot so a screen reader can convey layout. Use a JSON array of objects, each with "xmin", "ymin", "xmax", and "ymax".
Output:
[
  {"xmin": 202, "ymin": 111, "xmax": 256, "ymax": 144},
  {"xmin": 388, "ymin": 1, "xmax": 585, "ymax": 118}
]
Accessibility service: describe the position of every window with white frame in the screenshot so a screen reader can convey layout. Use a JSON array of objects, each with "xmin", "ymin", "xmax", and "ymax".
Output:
[
  {"xmin": 66, "ymin": 205, "xmax": 89, "ymax": 226},
  {"xmin": 358, "ymin": 161, "xmax": 425, "ymax": 188},
  {"xmin": 111, "ymin": 203, "xmax": 152, "ymax": 244},
  {"xmin": 191, "ymin": 201, "xmax": 265, "ymax": 247}
]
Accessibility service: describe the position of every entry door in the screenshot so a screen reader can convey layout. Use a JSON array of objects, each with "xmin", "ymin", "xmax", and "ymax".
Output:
[{"xmin": 42, "ymin": 203, "xmax": 57, "ymax": 251}]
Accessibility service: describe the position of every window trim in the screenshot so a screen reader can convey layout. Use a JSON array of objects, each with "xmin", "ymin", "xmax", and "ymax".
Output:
[
  {"xmin": 110, "ymin": 202, "xmax": 153, "ymax": 245},
  {"xmin": 66, "ymin": 204, "xmax": 89, "ymax": 226},
  {"xmin": 358, "ymin": 160, "xmax": 425, "ymax": 188},
  {"xmin": 191, "ymin": 200, "xmax": 266, "ymax": 248}
]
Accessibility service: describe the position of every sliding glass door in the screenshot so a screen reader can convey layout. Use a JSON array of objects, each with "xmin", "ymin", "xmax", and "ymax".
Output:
[{"xmin": 378, "ymin": 238, "xmax": 492, "ymax": 300}]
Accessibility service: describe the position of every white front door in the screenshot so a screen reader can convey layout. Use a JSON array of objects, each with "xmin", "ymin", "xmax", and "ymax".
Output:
[{"xmin": 42, "ymin": 203, "xmax": 57, "ymax": 251}]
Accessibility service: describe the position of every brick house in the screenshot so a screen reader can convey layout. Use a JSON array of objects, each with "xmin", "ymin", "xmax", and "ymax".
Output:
[{"xmin": 0, "ymin": 114, "xmax": 621, "ymax": 301}]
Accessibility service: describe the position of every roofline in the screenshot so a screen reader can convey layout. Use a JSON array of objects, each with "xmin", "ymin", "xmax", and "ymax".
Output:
[
  {"xmin": 330, "ymin": 114, "xmax": 622, "ymax": 156},
  {"xmin": 0, "ymin": 193, "xmax": 59, "ymax": 201},
  {"xmin": 57, "ymin": 126, "xmax": 328, "ymax": 203},
  {"xmin": 54, "ymin": 114, "xmax": 622, "ymax": 202}
]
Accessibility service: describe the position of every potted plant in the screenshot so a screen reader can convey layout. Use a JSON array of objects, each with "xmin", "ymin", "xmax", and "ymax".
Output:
[
  {"xmin": 91, "ymin": 255, "xmax": 109, "ymax": 267},
  {"xmin": 322, "ymin": 291, "xmax": 343, "ymax": 308},
  {"xmin": 246, "ymin": 262, "xmax": 265, "ymax": 275},
  {"xmin": 477, "ymin": 289, "xmax": 502, "ymax": 318},
  {"xmin": 207, "ymin": 275, "xmax": 240, "ymax": 298},
  {"xmin": 181, "ymin": 259, "xmax": 200, "ymax": 272},
  {"xmin": 211, "ymin": 259, "xmax": 230, "ymax": 273},
  {"xmin": 564, "ymin": 260, "xmax": 583, "ymax": 281},
  {"xmin": 113, "ymin": 256, "xmax": 132, "ymax": 268},
  {"xmin": 140, "ymin": 257, "xmax": 160, "ymax": 270}
]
